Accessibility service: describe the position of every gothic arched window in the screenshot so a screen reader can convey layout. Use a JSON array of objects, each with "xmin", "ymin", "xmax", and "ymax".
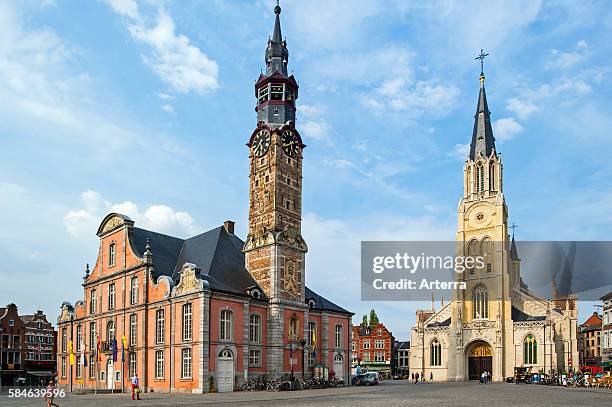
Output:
[
  {"xmin": 430, "ymin": 339, "xmax": 442, "ymax": 366},
  {"xmin": 466, "ymin": 166, "xmax": 472, "ymax": 195},
  {"xmin": 482, "ymin": 237, "xmax": 493, "ymax": 273},
  {"xmin": 489, "ymin": 162, "xmax": 496, "ymax": 191},
  {"xmin": 476, "ymin": 163, "xmax": 484, "ymax": 194},
  {"xmin": 472, "ymin": 285, "xmax": 489, "ymax": 320},
  {"xmin": 524, "ymin": 334, "xmax": 537, "ymax": 364}
]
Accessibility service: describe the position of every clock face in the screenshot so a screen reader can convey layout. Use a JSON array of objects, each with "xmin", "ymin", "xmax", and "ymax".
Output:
[
  {"xmin": 252, "ymin": 130, "xmax": 271, "ymax": 157},
  {"xmin": 281, "ymin": 129, "xmax": 299, "ymax": 158}
]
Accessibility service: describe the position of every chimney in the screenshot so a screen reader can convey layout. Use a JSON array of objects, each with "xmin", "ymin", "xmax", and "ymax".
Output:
[{"xmin": 223, "ymin": 220, "xmax": 235, "ymax": 235}]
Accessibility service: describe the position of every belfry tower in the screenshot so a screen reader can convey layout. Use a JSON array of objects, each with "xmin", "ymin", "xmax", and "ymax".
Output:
[
  {"xmin": 243, "ymin": 2, "xmax": 308, "ymax": 376},
  {"xmin": 448, "ymin": 52, "xmax": 513, "ymax": 382}
]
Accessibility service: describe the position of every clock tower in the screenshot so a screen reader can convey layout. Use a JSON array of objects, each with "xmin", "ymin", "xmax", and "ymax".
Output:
[{"xmin": 244, "ymin": 2, "xmax": 307, "ymax": 304}]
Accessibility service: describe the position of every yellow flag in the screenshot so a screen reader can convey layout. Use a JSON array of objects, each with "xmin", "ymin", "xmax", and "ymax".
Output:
[
  {"xmin": 122, "ymin": 334, "xmax": 127, "ymax": 349},
  {"xmin": 68, "ymin": 339, "xmax": 75, "ymax": 365},
  {"xmin": 312, "ymin": 328, "xmax": 316, "ymax": 347}
]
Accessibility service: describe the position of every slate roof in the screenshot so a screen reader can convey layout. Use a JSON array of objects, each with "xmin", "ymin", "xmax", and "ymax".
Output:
[
  {"xmin": 427, "ymin": 317, "xmax": 451, "ymax": 327},
  {"xmin": 469, "ymin": 78, "xmax": 496, "ymax": 160},
  {"xmin": 127, "ymin": 223, "xmax": 350, "ymax": 314},
  {"xmin": 396, "ymin": 341, "xmax": 410, "ymax": 350},
  {"xmin": 512, "ymin": 307, "xmax": 546, "ymax": 322}
]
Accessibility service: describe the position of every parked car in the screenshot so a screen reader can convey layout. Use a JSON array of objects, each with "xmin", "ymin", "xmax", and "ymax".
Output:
[{"xmin": 351, "ymin": 373, "xmax": 379, "ymax": 386}]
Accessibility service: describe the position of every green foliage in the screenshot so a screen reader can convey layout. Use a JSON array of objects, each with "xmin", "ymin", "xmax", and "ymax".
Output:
[
  {"xmin": 361, "ymin": 315, "xmax": 368, "ymax": 326},
  {"xmin": 369, "ymin": 309, "xmax": 379, "ymax": 325}
]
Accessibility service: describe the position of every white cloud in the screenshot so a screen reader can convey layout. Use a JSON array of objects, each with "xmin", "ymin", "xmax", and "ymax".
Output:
[
  {"xmin": 298, "ymin": 104, "xmax": 331, "ymax": 142},
  {"xmin": 506, "ymin": 98, "xmax": 539, "ymax": 120},
  {"xmin": 105, "ymin": 0, "xmax": 219, "ymax": 94},
  {"xmin": 546, "ymin": 40, "xmax": 589, "ymax": 70},
  {"xmin": 448, "ymin": 143, "xmax": 470, "ymax": 160},
  {"xmin": 162, "ymin": 103, "xmax": 174, "ymax": 113},
  {"xmin": 63, "ymin": 190, "xmax": 199, "ymax": 238},
  {"xmin": 493, "ymin": 118, "xmax": 523, "ymax": 142}
]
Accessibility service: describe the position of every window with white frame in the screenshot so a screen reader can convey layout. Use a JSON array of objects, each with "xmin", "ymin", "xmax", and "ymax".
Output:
[
  {"xmin": 109, "ymin": 242, "xmax": 116, "ymax": 266},
  {"xmin": 156, "ymin": 309, "xmax": 165, "ymax": 344},
  {"xmin": 363, "ymin": 340, "xmax": 370, "ymax": 349},
  {"xmin": 76, "ymin": 360, "xmax": 82, "ymax": 378},
  {"xmin": 249, "ymin": 349, "xmax": 261, "ymax": 367},
  {"xmin": 89, "ymin": 322, "xmax": 96, "ymax": 350},
  {"xmin": 130, "ymin": 314, "xmax": 137, "ymax": 346},
  {"xmin": 76, "ymin": 325, "xmax": 82, "ymax": 352},
  {"xmin": 129, "ymin": 352, "xmax": 137, "ymax": 377},
  {"xmin": 182, "ymin": 303, "xmax": 192, "ymax": 341},
  {"xmin": 375, "ymin": 339, "xmax": 384, "ymax": 349},
  {"xmin": 61, "ymin": 357, "xmax": 66, "ymax": 378},
  {"xmin": 181, "ymin": 348, "xmax": 192, "ymax": 379},
  {"xmin": 249, "ymin": 314, "xmax": 261, "ymax": 343},
  {"xmin": 89, "ymin": 355, "xmax": 95, "ymax": 378},
  {"xmin": 308, "ymin": 350, "xmax": 315, "ymax": 367},
  {"xmin": 374, "ymin": 352, "xmax": 384, "ymax": 362},
  {"xmin": 363, "ymin": 352, "xmax": 370, "ymax": 362},
  {"xmin": 61, "ymin": 328, "xmax": 67, "ymax": 352},
  {"xmin": 220, "ymin": 310, "xmax": 232, "ymax": 341},
  {"xmin": 108, "ymin": 283, "xmax": 115, "ymax": 310},
  {"xmin": 130, "ymin": 277, "xmax": 138, "ymax": 305},
  {"xmin": 334, "ymin": 325, "xmax": 342, "ymax": 348},
  {"xmin": 90, "ymin": 289, "xmax": 96, "ymax": 314},
  {"xmin": 155, "ymin": 350, "xmax": 164, "ymax": 379}
]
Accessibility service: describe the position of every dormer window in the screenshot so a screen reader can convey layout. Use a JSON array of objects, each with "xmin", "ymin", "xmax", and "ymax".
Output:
[
  {"xmin": 109, "ymin": 242, "xmax": 116, "ymax": 267},
  {"xmin": 308, "ymin": 299, "xmax": 315, "ymax": 309},
  {"xmin": 251, "ymin": 288, "xmax": 261, "ymax": 299}
]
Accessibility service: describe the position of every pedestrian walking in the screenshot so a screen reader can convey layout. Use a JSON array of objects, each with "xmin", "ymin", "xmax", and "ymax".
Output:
[
  {"xmin": 131, "ymin": 373, "xmax": 141, "ymax": 400},
  {"xmin": 430, "ymin": 372, "xmax": 434, "ymax": 382},
  {"xmin": 415, "ymin": 372, "xmax": 419, "ymax": 384},
  {"xmin": 45, "ymin": 380, "xmax": 59, "ymax": 407}
]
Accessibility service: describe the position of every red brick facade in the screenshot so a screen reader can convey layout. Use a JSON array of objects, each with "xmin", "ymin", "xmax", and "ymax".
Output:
[{"xmin": 351, "ymin": 323, "xmax": 394, "ymax": 377}]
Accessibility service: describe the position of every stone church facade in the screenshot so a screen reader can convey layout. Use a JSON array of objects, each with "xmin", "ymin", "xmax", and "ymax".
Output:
[
  {"xmin": 56, "ymin": 4, "xmax": 352, "ymax": 393},
  {"xmin": 409, "ymin": 69, "xmax": 579, "ymax": 382}
]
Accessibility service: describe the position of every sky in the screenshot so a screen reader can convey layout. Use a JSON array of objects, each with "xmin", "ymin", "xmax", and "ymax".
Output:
[{"xmin": 1, "ymin": 0, "xmax": 612, "ymax": 340}]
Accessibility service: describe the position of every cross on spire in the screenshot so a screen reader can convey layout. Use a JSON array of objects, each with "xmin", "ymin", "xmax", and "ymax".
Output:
[
  {"xmin": 510, "ymin": 222, "xmax": 518, "ymax": 238},
  {"xmin": 475, "ymin": 49, "xmax": 489, "ymax": 76}
]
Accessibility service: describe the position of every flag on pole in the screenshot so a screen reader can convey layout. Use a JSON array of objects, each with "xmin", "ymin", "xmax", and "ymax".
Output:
[
  {"xmin": 311, "ymin": 327, "xmax": 317, "ymax": 358},
  {"xmin": 112, "ymin": 337, "xmax": 118, "ymax": 363},
  {"xmin": 121, "ymin": 334, "xmax": 127, "ymax": 363},
  {"xmin": 97, "ymin": 335, "xmax": 102, "ymax": 362},
  {"xmin": 82, "ymin": 341, "xmax": 87, "ymax": 367},
  {"xmin": 69, "ymin": 339, "xmax": 75, "ymax": 365}
]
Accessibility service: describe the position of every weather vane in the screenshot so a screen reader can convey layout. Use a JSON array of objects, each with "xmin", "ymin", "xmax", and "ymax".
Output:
[{"xmin": 475, "ymin": 49, "xmax": 489, "ymax": 76}]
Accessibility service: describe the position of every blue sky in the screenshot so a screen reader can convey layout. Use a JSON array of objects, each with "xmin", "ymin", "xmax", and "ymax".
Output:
[{"xmin": 1, "ymin": 0, "xmax": 611, "ymax": 340}]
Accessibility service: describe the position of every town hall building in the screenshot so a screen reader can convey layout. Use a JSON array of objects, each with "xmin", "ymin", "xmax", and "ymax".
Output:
[
  {"xmin": 56, "ymin": 3, "xmax": 352, "ymax": 393},
  {"xmin": 409, "ymin": 60, "xmax": 579, "ymax": 382}
]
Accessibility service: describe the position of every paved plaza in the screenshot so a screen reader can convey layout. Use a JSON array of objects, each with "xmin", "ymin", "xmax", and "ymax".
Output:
[{"xmin": 2, "ymin": 381, "xmax": 612, "ymax": 407}]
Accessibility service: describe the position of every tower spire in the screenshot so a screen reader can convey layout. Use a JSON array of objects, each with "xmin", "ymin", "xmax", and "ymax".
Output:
[
  {"xmin": 272, "ymin": 1, "xmax": 282, "ymax": 44},
  {"xmin": 469, "ymin": 49, "xmax": 496, "ymax": 160}
]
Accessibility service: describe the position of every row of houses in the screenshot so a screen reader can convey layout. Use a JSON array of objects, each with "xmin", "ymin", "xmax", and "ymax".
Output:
[
  {"xmin": 0, "ymin": 304, "xmax": 57, "ymax": 387},
  {"xmin": 578, "ymin": 292, "xmax": 612, "ymax": 370}
]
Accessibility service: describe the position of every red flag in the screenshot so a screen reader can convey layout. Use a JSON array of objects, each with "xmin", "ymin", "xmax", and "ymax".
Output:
[{"xmin": 96, "ymin": 335, "xmax": 102, "ymax": 362}]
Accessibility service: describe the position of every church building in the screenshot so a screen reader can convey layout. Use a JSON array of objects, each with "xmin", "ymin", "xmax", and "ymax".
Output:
[
  {"xmin": 409, "ymin": 59, "xmax": 579, "ymax": 382},
  {"xmin": 56, "ymin": 3, "xmax": 352, "ymax": 393}
]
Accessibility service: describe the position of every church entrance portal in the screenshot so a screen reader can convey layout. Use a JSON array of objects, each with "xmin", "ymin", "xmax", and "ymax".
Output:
[{"xmin": 467, "ymin": 342, "xmax": 492, "ymax": 380}]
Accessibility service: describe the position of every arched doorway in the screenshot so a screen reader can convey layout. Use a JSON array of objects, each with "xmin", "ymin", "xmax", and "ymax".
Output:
[
  {"xmin": 467, "ymin": 342, "xmax": 492, "ymax": 380},
  {"xmin": 217, "ymin": 349, "xmax": 234, "ymax": 393},
  {"xmin": 333, "ymin": 354, "xmax": 344, "ymax": 380}
]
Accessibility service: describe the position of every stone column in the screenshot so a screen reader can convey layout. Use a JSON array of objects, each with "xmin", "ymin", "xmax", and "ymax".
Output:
[{"xmin": 198, "ymin": 291, "xmax": 210, "ymax": 393}]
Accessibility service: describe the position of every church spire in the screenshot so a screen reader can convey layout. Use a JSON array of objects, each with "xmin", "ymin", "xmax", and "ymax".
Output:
[{"xmin": 469, "ymin": 50, "xmax": 496, "ymax": 160}]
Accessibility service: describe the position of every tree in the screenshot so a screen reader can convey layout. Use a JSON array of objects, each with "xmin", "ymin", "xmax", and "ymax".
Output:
[
  {"xmin": 369, "ymin": 309, "xmax": 379, "ymax": 326},
  {"xmin": 361, "ymin": 314, "xmax": 368, "ymax": 326}
]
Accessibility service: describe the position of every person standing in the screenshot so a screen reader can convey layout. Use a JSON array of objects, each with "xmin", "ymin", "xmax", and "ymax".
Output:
[
  {"xmin": 430, "ymin": 372, "xmax": 433, "ymax": 382},
  {"xmin": 131, "ymin": 373, "xmax": 141, "ymax": 400},
  {"xmin": 415, "ymin": 372, "xmax": 419, "ymax": 384}
]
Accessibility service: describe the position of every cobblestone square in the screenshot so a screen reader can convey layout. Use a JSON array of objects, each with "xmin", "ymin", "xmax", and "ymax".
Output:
[{"xmin": 2, "ymin": 381, "xmax": 611, "ymax": 407}]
